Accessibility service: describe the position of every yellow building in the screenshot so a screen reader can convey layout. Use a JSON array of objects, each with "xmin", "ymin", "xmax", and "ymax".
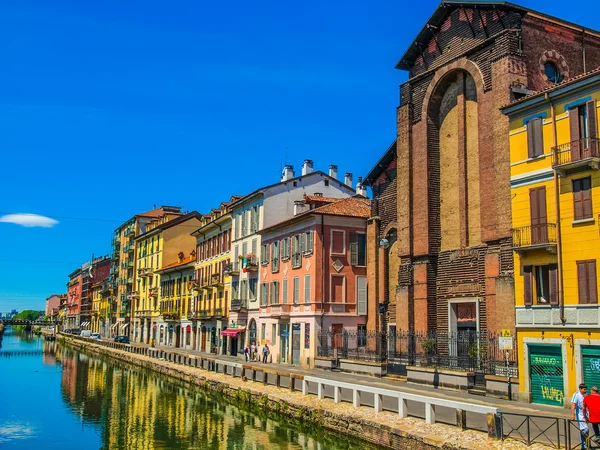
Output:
[
  {"xmin": 131, "ymin": 211, "xmax": 201, "ymax": 345},
  {"xmin": 502, "ymin": 69, "xmax": 600, "ymax": 407},
  {"xmin": 191, "ymin": 203, "xmax": 233, "ymax": 355},
  {"xmin": 154, "ymin": 251, "xmax": 196, "ymax": 348}
]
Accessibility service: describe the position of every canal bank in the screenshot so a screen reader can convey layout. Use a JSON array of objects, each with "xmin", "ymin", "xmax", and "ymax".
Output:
[{"xmin": 57, "ymin": 334, "xmax": 552, "ymax": 450}]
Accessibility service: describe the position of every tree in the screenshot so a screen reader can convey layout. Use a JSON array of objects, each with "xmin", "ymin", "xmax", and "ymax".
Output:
[{"xmin": 15, "ymin": 310, "xmax": 42, "ymax": 321}]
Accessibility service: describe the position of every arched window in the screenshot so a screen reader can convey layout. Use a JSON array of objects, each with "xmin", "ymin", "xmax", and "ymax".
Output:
[{"xmin": 544, "ymin": 61, "xmax": 563, "ymax": 84}]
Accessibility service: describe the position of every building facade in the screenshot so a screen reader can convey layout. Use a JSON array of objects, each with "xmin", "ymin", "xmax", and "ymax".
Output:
[
  {"xmin": 257, "ymin": 196, "xmax": 370, "ymax": 368},
  {"xmin": 364, "ymin": 2, "xmax": 600, "ymax": 346},
  {"xmin": 66, "ymin": 269, "xmax": 82, "ymax": 329},
  {"xmin": 192, "ymin": 204, "xmax": 233, "ymax": 355},
  {"xmin": 45, "ymin": 294, "xmax": 63, "ymax": 319},
  {"xmin": 228, "ymin": 162, "xmax": 358, "ymax": 354},
  {"xmin": 503, "ymin": 69, "xmax": 600, "ymax": 406},
  {"xmin": 132, "ymin": 211, "xmax": 202, "ymax": 345}
]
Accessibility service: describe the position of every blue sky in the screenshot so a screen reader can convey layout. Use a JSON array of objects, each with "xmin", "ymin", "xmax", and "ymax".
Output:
[{"xmin": 0, "ymin": 0, "xmax": 595, "ymax": 312}]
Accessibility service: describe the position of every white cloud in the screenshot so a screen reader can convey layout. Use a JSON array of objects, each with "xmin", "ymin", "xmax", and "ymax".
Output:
[{"xmin": 0, "ymin": 213, "xmax": 58, "ymax": 228}]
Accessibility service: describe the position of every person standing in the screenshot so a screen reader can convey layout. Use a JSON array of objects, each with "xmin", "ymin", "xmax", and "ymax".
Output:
[
  {"xmin": 584, "ymin": 386, "xmax": 600, "ymax": 441},
  {"xmin": 243, "ymin": 343, "xmax": 250, "ymax": 362},
  {"xmin": 262, "ymin": 344, "xmax": 269, "ymax": 363},
  {"xmin": 251, "ymin": 341, "xmax": 257, "ymax": 361},
  {"xmin": 572, "ymin": 383, "xmax": 589, "ymax": 449}
]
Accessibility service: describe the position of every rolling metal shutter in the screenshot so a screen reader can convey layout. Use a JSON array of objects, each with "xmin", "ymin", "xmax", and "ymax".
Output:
[
  {"xmin": 582, "ymin": 346, "xmax": 600, "ymax": 388},
  {"xmin": 529, "ymin": 345, "xmax": 564, "ymax": 406}
]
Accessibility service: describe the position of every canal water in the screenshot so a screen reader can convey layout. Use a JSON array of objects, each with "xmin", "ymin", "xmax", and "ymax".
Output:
[{"xmin": 0, "ymin": 327, "xmax": 384, "ymax": 450}]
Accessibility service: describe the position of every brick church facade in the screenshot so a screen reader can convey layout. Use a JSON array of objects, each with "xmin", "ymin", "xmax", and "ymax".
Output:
[{"xmin": 363, "ymin": 2, "xmax": 600, "ymax": 336}]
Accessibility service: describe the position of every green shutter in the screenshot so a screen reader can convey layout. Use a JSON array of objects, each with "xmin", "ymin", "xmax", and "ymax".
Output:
[
  {"xmin": 529, "ymin": 345, "xmax": 564, "ymax": 406},
  {"xmin": 582, "ymin": 346, "xmax": 600, "ymax": 388}
]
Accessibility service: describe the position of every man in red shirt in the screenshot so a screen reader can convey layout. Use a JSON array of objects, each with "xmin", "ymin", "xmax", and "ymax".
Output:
[{"xmin": 584, "ymin": 385, "xmax": 600, "ymax": 441}]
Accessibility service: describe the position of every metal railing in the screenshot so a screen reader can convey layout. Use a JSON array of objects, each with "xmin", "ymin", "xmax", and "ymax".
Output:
[
  {"xmin": 512, "ymin": 223, "xmax": 557, "ymax": 247},
  {"xmin": 553, "ymin": 138, "xmax": 600, "ymax": 167},
  {"xmin": 318, "ymin": 330, "xmax": 518, "ymax": 376}
]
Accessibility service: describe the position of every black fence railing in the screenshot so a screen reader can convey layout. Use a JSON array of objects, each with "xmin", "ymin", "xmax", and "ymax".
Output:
[
  {"xmin": 552, "ymin": 138, "xmax": 600, "ymax": 167},
  {"xmin": 500, "ymin": 413, "xmax": 593, "ymax": 449},
  {"xmin": 317, "ymin": 330, "xmax": 518, "ymax": 376}
]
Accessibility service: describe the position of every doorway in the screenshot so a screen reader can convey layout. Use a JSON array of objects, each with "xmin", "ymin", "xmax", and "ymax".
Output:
[
  {"xmin": 292, "ymin": 323, "xmax": 301, "ymax": 365},
  {"xmin": 280, "ymin": 323, "xmax": 289, "ymax": 363}
]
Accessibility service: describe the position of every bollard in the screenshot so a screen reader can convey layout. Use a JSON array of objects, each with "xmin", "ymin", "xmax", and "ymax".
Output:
[
  {"xmin": 425, "ymin": 403, "xmax": 436, "ymax": 424},
  {"xmin": 353, "ymin": 390, "xmax": 361, "ymax": 408},
  {"xmin": 456, "ymin": 409, "xmax": 467, "ymax": 430},
  {"xmin": 398, "ymin": 397, "xmax": 408, "ymax": 418}
]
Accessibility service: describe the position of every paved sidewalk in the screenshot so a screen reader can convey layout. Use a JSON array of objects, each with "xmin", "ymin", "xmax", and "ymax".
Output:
[{"xmin": 127, "ymin": 340, "xmax": 570, "ymax": 419}]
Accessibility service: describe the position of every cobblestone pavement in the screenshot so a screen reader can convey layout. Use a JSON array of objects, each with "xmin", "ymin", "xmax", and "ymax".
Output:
[{"xmin": 84, "ymin": 338, "xmax": 559, "ymax": 449}]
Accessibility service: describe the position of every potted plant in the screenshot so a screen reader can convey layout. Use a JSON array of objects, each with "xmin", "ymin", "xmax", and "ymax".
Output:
[{"xmin": 421, "ymin": 338, "xmax": 436, "ymax": 366}]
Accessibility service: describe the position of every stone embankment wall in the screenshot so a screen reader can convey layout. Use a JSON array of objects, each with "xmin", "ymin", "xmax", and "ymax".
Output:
[{"xmin": 57, "ymin": 336, "xmax": 548, "ymax": 450}]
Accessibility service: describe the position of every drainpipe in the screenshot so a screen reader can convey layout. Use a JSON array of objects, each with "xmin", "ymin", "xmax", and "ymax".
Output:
[
  {"xmin": 547, "ymin": 92, "xmax": 566, "ymax": 323},
  {"xmin": 320, "ymin": 215, "xmax": 325, "ymax": 332}
]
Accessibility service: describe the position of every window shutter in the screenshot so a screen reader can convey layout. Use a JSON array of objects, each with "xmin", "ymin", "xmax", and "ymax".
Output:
[
  {"xmin": 589, "ymin": 261, "xmax": 598, "ymax": 304},
  {"xmin": 574, "ymin": 180, "xmax": 584, "ymax": 221},
  {"xmin": 304, "ymin": 275, "xmax": 311, "ymax": 303},
  {"xmin": 293, "ymin": 277, "xmax": 299, "ymax": 304},
  {"xmin": 570, "ymin": 106, "xmax": 581, "ymax": 142},
  {"xmin": 549, "ymin": 263, "xmax": 558, "ymax": 305},
  {"xmin": 350, "ymin": 232, "xmax": 359, "ymax": 266},
  {"xmin": 282, "ymin": 279, "xmax": 288, "ymax": 304},
  {"xmin": 300, "ymin": 233, "xmax": 305, "ymax": 254},
  {"xmin": 527, "ymin": 118, "xmax": 543, "ymax": 158},
  {"xmin": 357, "ymin": 276, "xmax": 367, "ymax": 315},
  {"xmin": 588, "ymin": 101, "xmax": 598, "ymax": 141},
  {"xmin": 583, "ymin": 177, "xmax": 593, "ymax": 219},
  {"xmin": 578, "ymin": 262, "xmax": 589, "ymax": 304},
  {"xmin": 527, "ymin": 120, "xmax": 535, "ymax": 159},
  {"xmin": 524, "ymin": 265, "xmax": 533, "ymax": 306}
]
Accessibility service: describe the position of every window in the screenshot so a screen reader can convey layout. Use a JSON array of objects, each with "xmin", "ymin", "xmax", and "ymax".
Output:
[
  {"xmin": 282, "ymin": 278, "xmax": 288, "ymax": 304},
  {"xmin": 241, "ymin": 279, "xmax": 247, "ymax": 301},
  {"xmin": 357, "ymin": 276, "xmax": 367, "ymax": 315},
  {"xmin": 249, "ymin": 278, "xmax": 257, "ymax": 300},
  {"xmin": 252, "ymin": 238, "xmax": 257, "ymax": 257},
  {"xmin": 281, "ymin": 238, "xmax": 290, "ymax": 261},
  {"xmin": 291, "ymin": 235, "xmax": 302, "ymax": 268},
  {"xmin": 527, "ymin": 117, "xmax": 544, "ymax": 159},
  {"xmin": 270, "ymin": 281, "xmax": 279, "ymax": 305},
  {"xmin": 331, "ymin": 275, "xmax": 345, "ymax": 303},
  {"xmin": 357, "ymin": 325, "xmax": 367, "ymax": 347},
  {"xmin": 261, "ymin": 323, "xmax": 266, "ymax": 343},
  {"xmin": 523, "ymin": 264, "xmax": 558, "ymax": 305},
  {"xmin": 529, "ymin": 187, "xmax": 548, "ymax": 245},
  {"xmin": 350, "ymin": 232, "xmax": 367, "ymax": 266},
  {"xmin": 324, "ymin": 179, "xmax": 329, "ymax": 187},
  {"xmin": 241, "ymin": 210, "xmax": 247, "ymax": 237},
  {"xmin": 260, "ymin": 283, "xmax": 268, "ymax": 306},
  {"xmin": 261, "ymin": 244, "xmax": 269, "ymax": 265},
  {"xmin": 271, "ymin": 241, "xmax": 280, "ymax": 272},
  {"xmin": 577, "ymin": 260, "xmax": 598, "ymax": 304},
  {"xmin": 293, "ymin": 277, "xmax": 300, "ymax": 304},
  {"xmin": 544, "ymin": 61, "xmax": 563, "ymax": 84},
  {"xmin": 304, "ymin": 275, "xmax": 311, "ymax": 303},
  {"xmin": 272, "ymin": 324, "xmax": 277, "ymax": 345},
  {"xmin": 304, "ymin": 323, "xmax": 310, "ymax": 349},
  {"xmin": 302, "ymin": 230, "xmax": 314, "ymax": 255},
  {"xmin": 331, "ymin": 230, "xmax": 345, "ymax": 254},
  {"xmin": 573, "ymin": 177, "xmax": 593, "ymax": 220}
]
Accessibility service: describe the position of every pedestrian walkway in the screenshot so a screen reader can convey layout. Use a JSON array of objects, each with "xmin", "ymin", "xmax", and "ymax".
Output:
[{"xmin": 129, "ymin": 340, "xmax": 570, "ymax": 419}]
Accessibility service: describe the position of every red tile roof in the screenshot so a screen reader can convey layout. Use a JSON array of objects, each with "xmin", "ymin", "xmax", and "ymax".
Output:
[
  {"xmin": 137, "ymin": 206, "xmax": 182, "ymax": 218},
  {"xmin": 303, "ymin": 194, "xmax": 341, "ymax": 204},
  {"xmin": 158, "ymin": 255, "xmax": 196, "ymax": 271}
]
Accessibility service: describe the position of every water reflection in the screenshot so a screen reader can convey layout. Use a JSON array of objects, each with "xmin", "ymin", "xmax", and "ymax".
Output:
[{"xmin": 53, "ymin": 345, "xmax": 379, "ymax": 450}]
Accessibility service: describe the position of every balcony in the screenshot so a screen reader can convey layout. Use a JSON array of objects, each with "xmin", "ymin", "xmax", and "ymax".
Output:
[
  {"xmin": 214, "ymin": 308, "xmax": 223, "ymax": 319},
  {"xmin": 512, "ymin": 223, "xmax": 557, "ymax": 253},
  {"xmin": 126, "ymin": 277, "xmax": 133, "ymax": 285},
  {"xmin": 245, "ymin": 256, "xmax": 258, "ymax": 271},
  {"xmin": 270, "ymin": 304, "xmax": 291, "ymax": 318},
  {"xmin": 201, "ymin": 278, "xmax": 211, "ymax": 289},
  {"xmin": 112, "ymin": 235, "xmax": 121, "ymax": 245},
  {"xmin": 191, "ymin": 281, "xmax": 203, "ymax": 292},
  {"xmin": 552, "ymin": 138, "xmax": 600, "ymax": 174},
  {"xmin": 124, "ymin": 227, "xmax": 134, "ymax": 237},
  {"xmin": 149, "ymin": 288, "xmax": 158, "ymax": 298},
  {"xmin": 224, "ymin": 262, "xmax": 239, "ymax": 276},
  {"xmin": 162, "ymin": 311, "xmax": 179, "ymax": 320},
  {"xmin": 230, "ymin": 299, "xmax": 248, "ymax": 312},
  {"xmin": 123, "ymin": 244, "xmax": 135, "ymax": 254},
  {"xmin": 128, "ymin": 291, "xmax": 140, "ymax": 300},
  {"xmin": 210, "ymin": 273, "xmax": 223, "ymax": 287}
]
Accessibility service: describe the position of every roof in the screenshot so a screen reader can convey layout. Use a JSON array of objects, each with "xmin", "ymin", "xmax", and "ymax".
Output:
[
  {"xmin": 396, "ymin": 1, "xmax": 600, "ymax": 70},
  {"xmin": 501, "ymin": 65, "xmax": 600, "ymax": 112},
  {"xmin": 260, "ymin": 196, "xmax": 371, "ymax": 234},
  {"xmin": 156, "ymin": 255, "xmax": 196, "ymax": 272},
  {"xmin": 362, "ymin": 140, "xmax": 397, "ymax": 186},
  {"xmin": 228, "ymin": 171, "xmax": 355, "ymax": 209},
  {"xmin": 303, "ymin": 194, "xmax": 340, "ymax": 204},
  {"xmin": 134, "ymin": 211, "xmax": 202, "ymax": 240}
]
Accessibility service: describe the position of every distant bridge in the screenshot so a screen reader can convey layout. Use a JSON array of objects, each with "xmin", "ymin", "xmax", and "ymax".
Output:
[{"xmin": 0, "ymin": 319, "xmax": 57, "ymax": 326}]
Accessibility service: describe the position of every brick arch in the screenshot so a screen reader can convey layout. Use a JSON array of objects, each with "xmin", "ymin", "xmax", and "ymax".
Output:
[
  {"xmin": 382, "ymin": 222, "xmax": 397, "ymax": 239},
  {"xmin": 539, "ymin": 50, "xmax": 570, "ymax": 82},
  {"xmin": 420, "ymin": 58, "xmax": 486, "ymax": 121}
]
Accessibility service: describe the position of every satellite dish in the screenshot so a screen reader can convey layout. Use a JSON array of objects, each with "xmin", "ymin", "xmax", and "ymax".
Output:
[{"xmin": 379, "ymin": 238, "xmax": 389, "ymax": 248}]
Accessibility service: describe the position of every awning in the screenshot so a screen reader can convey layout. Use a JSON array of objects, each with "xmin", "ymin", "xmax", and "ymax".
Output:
[
  {"xmin": 121, "ymin": 323, "xmax": 130, "ymax": 333},
  {"xmin": 111, "ymin": 323, "xmax": 119, "ymax": 330},
  {"xmin": 81, "ymin": 322, "xmax": 89, "ymax": 328},
  {"xmin": 221, "ymin": 328, "xmax": 245, "ymax": 337}
]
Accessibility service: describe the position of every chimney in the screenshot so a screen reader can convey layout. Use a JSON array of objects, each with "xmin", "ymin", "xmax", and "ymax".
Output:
[
  {"xmin": 344, "ymin": 172, "xmax": 353, "ymax": 187},
  {"xmin": 356, "ymin": 176, "xmax": 367, "ymax": 197},
  {"xmin": 294, "ymin": 200, "xmax": 309, "ymax": 215},
  {"xmin": 281, "ymin": 165, "xmax": 295, "ymax": 182},
  {"xmin": 329, "ymin": 164, "xmax": 338, "ymax": 179},
  {"xmin": 302, "ymin": 159, "xmax": 314, "ymax": 176}
]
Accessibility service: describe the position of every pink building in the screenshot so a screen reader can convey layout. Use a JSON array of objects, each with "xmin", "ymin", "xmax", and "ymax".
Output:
[
  {"xmin": 45, "ymin": 294, "xmax": 64, "ymax": 317},
  {"xmin": 256, "ymin": 196, "xmax": 370, "ymax": 368}
]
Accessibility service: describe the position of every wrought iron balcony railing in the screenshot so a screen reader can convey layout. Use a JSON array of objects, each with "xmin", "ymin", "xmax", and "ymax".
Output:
[
  {"xmin": 552, "ymin": 138, "xmax": 600, "ymax": 169},
  {"xmin": 512, "ymin": 223, "xmax": 557, "ymax": 249}
]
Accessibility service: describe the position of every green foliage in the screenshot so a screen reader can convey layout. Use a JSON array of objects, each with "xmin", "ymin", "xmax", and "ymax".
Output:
[
  {"xmin": 421, "ymin": 338, "xmax": 436, "ymax": 355},
  {"xmin": 15, "ymin": 310, "xmax": 42, "ymax": 321}
]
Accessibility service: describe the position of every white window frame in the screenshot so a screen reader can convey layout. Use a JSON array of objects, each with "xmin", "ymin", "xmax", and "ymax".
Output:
[
  {"xmin": 330, "ymin": 274, "xmax": 346, "ymax": 303},
  {"xmin": 356, "ymin": 276, "xmax": 367, "ymax": 315},
  {"xmin": 303, "ymin": 230, "xmax": 314, "ymax": 256},
  {"xmin": 330, "ymin": 229, "xmax": 346, "ymax": 256}
]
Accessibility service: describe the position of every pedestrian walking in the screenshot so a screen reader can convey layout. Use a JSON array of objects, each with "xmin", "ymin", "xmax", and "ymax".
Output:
[
  {"xmin": 243, "ymin": 343, "xmax": 250, "ymax": 362},
  {"xmin": 251, "ymin": 342, "xmax": 257, "ymax": 361},
  {"xmin": 584, "ymin": 386, "xmax": 600, "ymax": 442},
  {"xmin": 262, "ymin": 344, "xmax": 269, "ymax": 363},
  {"xmin": 572, "ymin": 383, "xmax": 589, "ymax": 449}
]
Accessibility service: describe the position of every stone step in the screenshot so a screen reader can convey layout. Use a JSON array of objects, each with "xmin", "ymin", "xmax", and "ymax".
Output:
[{"xmin": 468, "ymin": 388, "xmax": 487, "ymax": 397}]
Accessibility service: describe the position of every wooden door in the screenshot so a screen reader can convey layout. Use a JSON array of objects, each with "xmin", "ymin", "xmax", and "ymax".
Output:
[
  {"xmin": 530, "ymin": 187, "xmax": 547, "ymax": 244},
  {"xmin": 332, "ymin": 324, "xmax": 343, "ymax": 349}
]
